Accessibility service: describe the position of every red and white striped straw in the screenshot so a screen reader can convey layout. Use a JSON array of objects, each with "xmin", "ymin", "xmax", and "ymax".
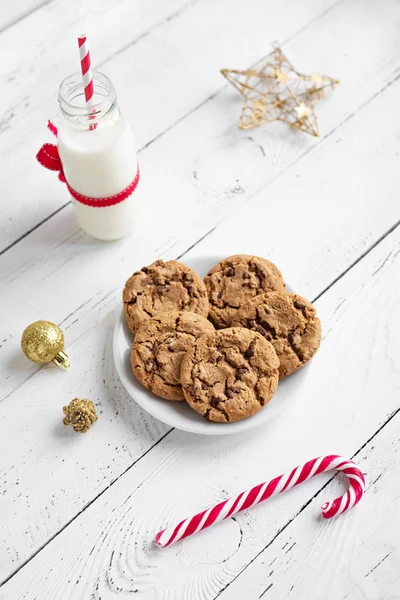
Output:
[
  {"xmin": 77, "ymin": 34, "xmax": 95, "ymax": 128},
  {"xmin": 154, "ymin": 455, "xmax": 365, "ymax": 548}
]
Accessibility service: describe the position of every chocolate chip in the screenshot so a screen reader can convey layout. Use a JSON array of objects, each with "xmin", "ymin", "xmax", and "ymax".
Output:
[
  {"xmin": 226, "ymin": 389, "xmax": 234, "ymax": 399},
  {"xmin": 256, "ymin": 325, "xmax": 267, "ymax": 336},
  {"xmin": 225, "ymin": 267, "xmax": 234, "ymax": 277},
  {"xmin": 234, "ymin": 389, "xmax": 240, "ymax": 394},
  {"xmin": 242, "ymin": 272, "xmax": 251, "ymax": 279},
  {"xmin": 237, "ymin": 368, "xmax": 248, "ymax": 379},
  {"xmin": 209, "ymin": 352, "xmax": 223, "ymax": 364},
  {"xmin": 167, "ymin": 346, "xmax": 175, "ymax": 353},
  {"xmin": 258, "ymin": 271, "xmax": 266, "ymax": 280},
  {"xmin": 260, "ymin": 321, "xmax": 274, "ymax": 338},
  {"xmin": 244, "ymin": 345, "xmax": 255, "ymax": 360},
  {"xmin": 294, "ymin": 301, "xmax": 305, "ymax": 310},
  {"xmin": 288, "ymin": 333, "xmax": 295, "ymax": 345},
  {"xmin": 210, "ymin": 396, "xmax": 224, "ymax": 408},
  {"xmin": 141, "ymin": 267, "xmax": 149, "ymax": 274},
  {"xmin": 201, "ymin": 382, "xmax": 208, "ymax": 390}
]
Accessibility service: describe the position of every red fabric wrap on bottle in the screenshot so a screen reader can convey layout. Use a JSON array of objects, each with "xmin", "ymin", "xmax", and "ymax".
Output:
[{"xmin": 36, "ymin": 121, "xmax": 140, "ymax": 208}]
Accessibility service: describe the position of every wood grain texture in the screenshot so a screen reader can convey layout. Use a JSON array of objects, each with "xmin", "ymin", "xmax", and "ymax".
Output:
[
  {"xmin": 2, "ymin": 0, "xmax": 400, "ymax": 400},
  {"xmin": 0, "ymin": 0, "xmax": 333, "ymax": 250},
  {"xmin": 1, "ymin": 35, "xmax": 400, "ymax": 584},
  {"xmin": 217, "ymin": 411, "xmax": 400, "ymax": 600},
  {"xmin": 2, "ymin": 58, "xmax": 399, "ymax": 403},
  {"xmin": 180, "ymin": 69, "xmax": 400, "ymax": 299},
  {"xmin": 0, "ymin": 309, "xmax": 170, "ymax": 579},
  {"xmin": 0, "ymin": 0, "xmax": 48, "ymax": 33},
  {"xmin": 1, "ymin": 0, "xmax": 400, "ymax": 595},
  {"xmin": 1, "ymin": 219, "xmax": 399, "ymax": 598},
  {"xmin": 0, "ymin": 0, "xmax": 352, "ymax": 578}
]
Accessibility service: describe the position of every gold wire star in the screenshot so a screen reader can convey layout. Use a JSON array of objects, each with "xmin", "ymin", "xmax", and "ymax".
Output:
[{"xmin": 221, "ymin": 45, "xmax": 339, "ymax": 136}]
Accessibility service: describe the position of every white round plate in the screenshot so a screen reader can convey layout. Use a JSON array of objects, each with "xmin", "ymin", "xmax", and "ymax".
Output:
[{"xmin": 113, "ymin": 255, "xmax": 309, "ymax": 435}]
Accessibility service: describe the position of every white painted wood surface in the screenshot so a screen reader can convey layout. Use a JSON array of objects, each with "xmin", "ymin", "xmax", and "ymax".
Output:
[
  {"xmin": 1, "ymin": 0, "xmax": 400, "ymax": 598},
  {"xmin": 2, "ymin": 218, "xmax": 400, "ymax": 599}
]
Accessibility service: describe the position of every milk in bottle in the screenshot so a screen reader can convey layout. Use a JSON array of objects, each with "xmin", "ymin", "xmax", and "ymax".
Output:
[{"xmin": 57, "ymin": 71, "xmax": 138, "ymax": 240}]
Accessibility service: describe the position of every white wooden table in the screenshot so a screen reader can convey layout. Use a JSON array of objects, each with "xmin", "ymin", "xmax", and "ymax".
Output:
[{"xmin": 1, "ymin": 0, "xmax": 400, "ymax": 597}]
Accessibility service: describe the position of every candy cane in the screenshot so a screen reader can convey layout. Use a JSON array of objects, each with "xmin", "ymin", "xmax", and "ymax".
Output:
[{"xmin": 154, "ymin": 455, "xmax": 365, "ymax": 548}]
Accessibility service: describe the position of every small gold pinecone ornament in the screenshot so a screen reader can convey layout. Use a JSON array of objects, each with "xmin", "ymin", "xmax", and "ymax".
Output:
[{"xmin": 63, "ymin": 398, "xmax": 97, "ymax": 433}]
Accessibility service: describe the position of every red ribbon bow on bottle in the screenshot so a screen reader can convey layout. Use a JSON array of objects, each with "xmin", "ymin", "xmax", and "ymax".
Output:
[
  {"xmin": 36, "ymin": 121, "xmax": 140, "ymax": 208},
  {"xmin": 36, "ymin": 122, "xmax": 66, "ymax": 182}
]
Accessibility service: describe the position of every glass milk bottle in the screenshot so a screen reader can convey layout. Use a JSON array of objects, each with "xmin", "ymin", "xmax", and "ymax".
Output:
[{"xmin": 57, "ymin": 71, "xmax": 139, "ymax": 240}]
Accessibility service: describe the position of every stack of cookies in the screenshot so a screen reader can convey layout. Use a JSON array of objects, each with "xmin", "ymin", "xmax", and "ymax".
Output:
[{"xmin": 123, "ymin": 255, "xmax": 321, "ymax": 424}]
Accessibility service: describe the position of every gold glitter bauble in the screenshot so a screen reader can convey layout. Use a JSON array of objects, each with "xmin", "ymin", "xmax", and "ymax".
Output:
[
  {"xmin": 63, "ymin": 398, "xmax": 97, "ymax": 433},
  {"xmin": 21, "ymin": 320, "xmax": 70, "ymax": 368}
]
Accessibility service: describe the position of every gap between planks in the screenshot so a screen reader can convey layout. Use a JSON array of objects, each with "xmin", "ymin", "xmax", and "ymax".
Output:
[
  {"xmin": 2, "ymin": 39, "xmax": 398, "ymax": 260},
  {"xmin": 213, "ymin": 407, "xmax": 400, "ymax": 598},
  {"xmin": 1, "ymin": 63, "xmax": 399, "ymax": 583},
  {"xmin": 1, "ymin": 215, "xmax": 399, "ymax": 592},
  {"xmin": 0, "ymin": 0, "xmax": 52, "ymax": 36},
  {"xmin": 1, "ymin": 0, "xmax": 398, "ymax": 588},
  {"xmin": 0, "ymin": 0, "xmax": 343, "ymax": 257}
]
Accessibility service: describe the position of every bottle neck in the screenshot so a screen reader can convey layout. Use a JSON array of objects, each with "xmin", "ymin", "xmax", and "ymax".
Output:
[{"xmin": 58, "ymin": 71, "xmax": 118, "ymax": 129}]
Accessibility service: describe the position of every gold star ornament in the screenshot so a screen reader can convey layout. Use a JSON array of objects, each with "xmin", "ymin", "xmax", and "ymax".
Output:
[{"xmin": 221, "ymin": 45, "xmax": 339, "ymax": 136}]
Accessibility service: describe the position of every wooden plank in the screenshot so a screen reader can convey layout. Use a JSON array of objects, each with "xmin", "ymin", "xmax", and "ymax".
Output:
[
  {"xmin": 2, "ymin": 0, "xmax": 400, "ymax": 400},
  {"xmin": 1, "ymin": 216, "xmax": 399, "ymax": 599},
  {"xmin": 1, "ymin": 0, "xmax": 400, "ymax": 583},
  {"xmin": 0, "ymin": 0, "xmax": 47, "ymax": 33},
  {"xmin": 179, "ymin": 68, "xmax": 400, "ymax": 300},
  {"xmin": 0, "ymin": 0, "xmax": 332, "ymax": 250},
  {"xmin": 2, "ymin": 62, "xmax": 399, "ymax": 403},
  {"xmin": 217, "ymin": 413, "xmax": 400, "ymax": 600},
  {"xmin": 0, "ymin": 35, "xmax": 399, "ymax": 582}
]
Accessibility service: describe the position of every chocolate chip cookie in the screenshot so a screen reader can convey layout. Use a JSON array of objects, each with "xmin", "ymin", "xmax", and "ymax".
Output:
[
  {"xmin": 231, "ymin": 292, "xmax": 321, "ymax": 378},
  {"xmin": 131, "ymin": 311, "xmax": 214, "ymax": 401},
  {"xmin": 180, "ymin": 328, "xmax": 279, "ymax": 422},
  {"xmin": 123, "ymin": 260, "xmax": 209, "ymax": 333},
  {"xmin": 204, "ymin": 255, "xmax": 285, "ymax": 329}
]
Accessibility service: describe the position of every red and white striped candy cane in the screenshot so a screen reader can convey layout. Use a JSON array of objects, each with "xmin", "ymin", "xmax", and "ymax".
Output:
[{"xmin": 154, "ymin": 455, "xmax": 365, "ymax": 548}]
